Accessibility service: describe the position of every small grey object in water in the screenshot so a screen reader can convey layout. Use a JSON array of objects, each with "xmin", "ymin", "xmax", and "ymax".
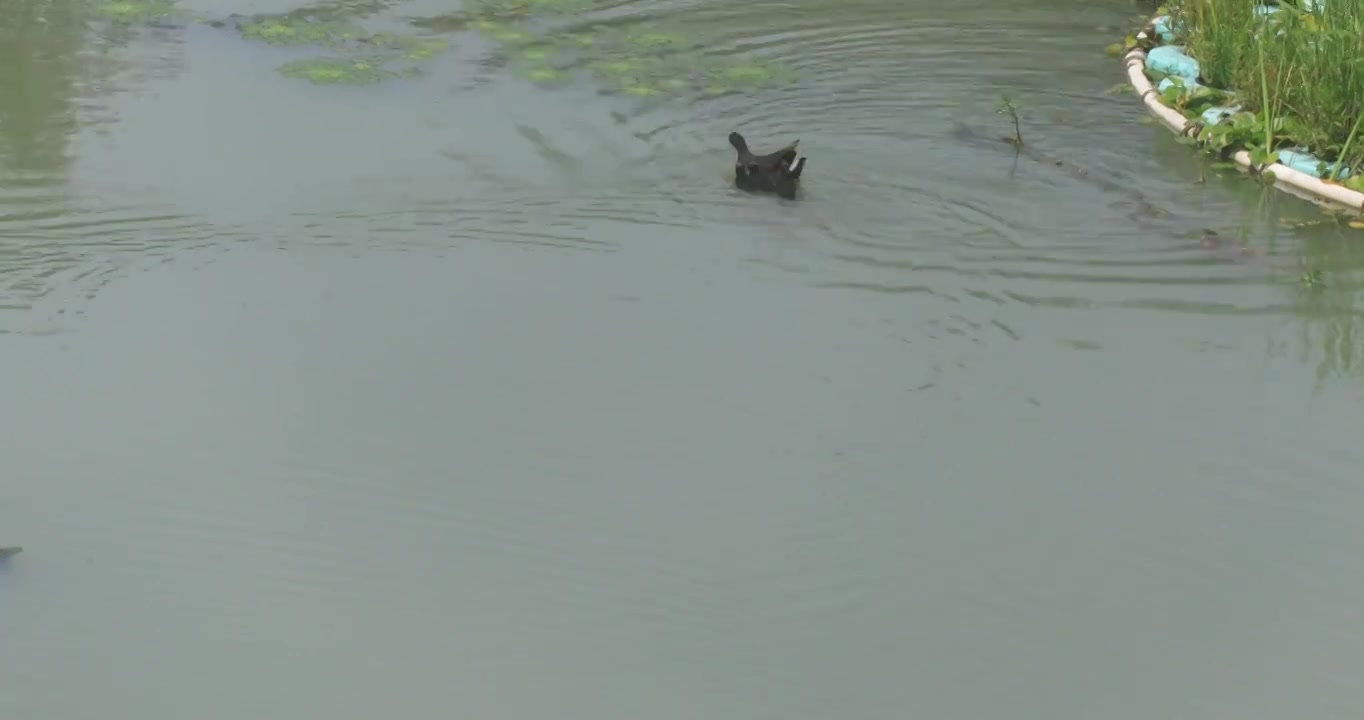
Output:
[{"xmin": 0, "ymin": 547, "xmax": 22, "ymax": 559}]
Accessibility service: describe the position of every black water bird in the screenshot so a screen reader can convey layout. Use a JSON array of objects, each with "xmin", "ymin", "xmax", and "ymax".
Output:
[{"xmin": 728, "ymin": 131, "xmax": 806, "ymax": 199}]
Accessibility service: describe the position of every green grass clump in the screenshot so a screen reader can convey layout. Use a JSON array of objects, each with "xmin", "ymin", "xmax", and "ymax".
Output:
[{"xmin": 1163, "ymin": 0, "xmax": 1364, "ymax": 186}]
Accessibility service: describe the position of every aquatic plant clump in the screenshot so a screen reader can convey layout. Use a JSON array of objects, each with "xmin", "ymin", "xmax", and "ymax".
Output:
[
  {"xmin": 408, "ymin": 0, "xmax": 596, "ymax": 31},
  {"xmin": 469, "ymin": 19, "xmax": 536, "ymax": 45},
  {"xmin": 463, "ymin": 0, "xmax": 595, "ymax": 20},
  {"xmin": 240, "ymin": 17, "xmax": 366, "ymax": 47},
  {"xmin": 1131, "ymin": 0, "xmax": 1364, "ymax": 192},
  {"xmin": 271, "ymin": 34, "xmax": 449, "ymax": 85},
  {"xmin": 277, "ymin": 0, "xmax": 393, "ymax": 23},
  {"xmin": 587, "ymin": 58, "xmax": 792, "ymax": 98},
  {"xmin": 506, "ymin": 43, "xmax": 574, "ymax": 84},
  {"xmin": 497, "ymin": 23, "xmax": 795, "ymax": 98},
  {"xmin": 95, "ymin": 0, "xmax": 183, "ymax": 24},
  {"xmin": 404, "ymin": 5, "xmax": 797, "ymax": 97},
  {"xmin": 229, "ymin": 8, "xmax": 453, "ymax": 85},
  {"xmin": 277, "ymin": 56, "xmax": 396, "ymax": 84},
  {"xmin": 366, "ymin": 33, "xmax": 450, "ymax": 61}
]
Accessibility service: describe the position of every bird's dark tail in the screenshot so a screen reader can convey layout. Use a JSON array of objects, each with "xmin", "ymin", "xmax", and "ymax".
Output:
[{"xmin": 728, "ymin": 132, "xmax": 749, "ymax": 155}]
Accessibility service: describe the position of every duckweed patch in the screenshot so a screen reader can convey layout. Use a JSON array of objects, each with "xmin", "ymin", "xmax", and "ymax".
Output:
[
  {"xmin": 270, "ymin": 34, "xmax": 448, "ymax": 84},
  {"xmin": 526, "ymin": 67, "xmax": 566, "ymax": 82},
  {"xmin": 54, "ymin": 0, "xmax": 434, "ymax": 94},
  {"xmin": 404, "ymin": 0, "xmax": 795, "ymax": 97},
  {"xmin": 95, "ymin": 0, "xmax": 182, "ymax": 24},
  {"xmin": 224, "ymin": 6, "xmax": 453, "ymax": 86},
  {"xmin": 625, "ymin": 30, "xmax": 685, "ymax": 53},
  {"xmin": 366, "ymin": 32, "xmax": 450, "ymax": 60},
  {"xmin": 501, "ymin": 24, "xmax": 793, "ymax": 98},
  {"xmin": 463, "ymin": 0, "xmax": 595, "ymax": 20},
  {"xmin": 240, "ymin": 17, "xmax": 366, "ymax": 47},
  {"xmin": 512, "ymin": 61, "xmax": 570, "ymax": 84},
  {"xmin": 576, "ymin": 24, "xmax": 697, "ymax": 59},
  {"xmin": 88, "ymin": 0, "xmax": 795, "ymax": 96},
  {"xmin": 277, "ymin": 0, "xmax": 392, "ymax": 23},
  {"xmin": 278, "ymin": 56, "xmax": 395, "ymax": 84},
  {"xmin": 720, "ymin": 64, "xmax": 771, "ymax": 84},
  {"xmin": 410, "ymin": 0, "xmax": 591, "ymax": 28},
  {"xmin": 561, "ymin": 33, "xmax": 595, "ymax": 48}
]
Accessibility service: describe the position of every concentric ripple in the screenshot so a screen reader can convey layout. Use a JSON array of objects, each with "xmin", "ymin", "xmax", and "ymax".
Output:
[{"xmin": 571, "ymin": 0, "xmax": 1348, "ymax": 325}]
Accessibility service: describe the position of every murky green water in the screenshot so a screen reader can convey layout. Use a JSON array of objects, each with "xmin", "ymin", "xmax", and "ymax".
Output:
[{"xmin": 4, "ymin": 0, "xmax": 1364, "ymax": 717}]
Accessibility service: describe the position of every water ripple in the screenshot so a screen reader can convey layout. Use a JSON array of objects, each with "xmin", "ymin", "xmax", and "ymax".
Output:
[{"xmin": 0, "ymin": 186, "xmax": 231, "ymax": 327}]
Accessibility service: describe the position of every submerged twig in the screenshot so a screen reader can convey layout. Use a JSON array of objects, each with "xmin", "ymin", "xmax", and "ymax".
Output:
[{"xmin": 996, "ymin": 93, "xmax": 1023, "ymax": 146}]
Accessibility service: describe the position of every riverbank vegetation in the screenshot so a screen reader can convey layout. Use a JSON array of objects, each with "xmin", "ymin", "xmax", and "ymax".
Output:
[{"xmin": 1137, "ymin": 0, "xmax": 1364, "ymax": 192}]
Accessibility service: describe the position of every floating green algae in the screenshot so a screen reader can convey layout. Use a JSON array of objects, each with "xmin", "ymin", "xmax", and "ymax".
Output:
[
  {"xmin": 402, "ymin": 7, "xmax": 796, "ymax": 98},
  {"xmin": 277, "ymin": 0, "xmax": 392, "ymax": 23},
  {"xmin": 462, "ymin": 0, "xmax": 594, "ymax": 20},
  {"xmin": 407, "ymin": 0, "xmax": 597, "ymax": 36},
  {"xmin": 465, "ymin": 19, "xmax": 534, "ymax": 45},
  {"xmin": 591, "ymin": 58, "xmax": 649, "ymax": 78},
  {"xmin": 411, "ymin": 0, "xmax": 580, "ymax": 27},
  {"xmin": 95, "ymin": 0, "xmax": 182, "ymax": 23},
  {"xmin": 271, "ymin": 33, "xmax": 448, "ymax": 85},
  {"xmin": 526, "ymin": 67, "xmax": 566, "ymax": 82},
  {"xmin": 278, "ymin": 56, "xmax": 395, "ymax": 84},
  {"xmin": 505, "ymin": 42, "xmax": 574, "ymax": 84},
  {"xmin": 582, "ymin": 49, "xmax": 791, "ymax": 98},
  {"xmin": 365, "ymin": 32, "xmax": 450, "ymax": 60},
  {"xmin": 522, "ymin": 0, "xmax": 595, "ymax": 12},
  {"xmin": 560, "ymin": 32, "xmax": 595, "ymax": 48},
  {"xmin": 621, "ymin": 84, "xmax": 661, "ymax": 96},
  {"xmin": 512, "ymin": 61, "xmax": 570, "ymax": 84},
  {"xmin": 566, "ymin": 24, "xmax": 693, "ymax": 60},
  {"xmin": 546, "ymin": 22, "xmax": 792, "ymax": 97},
  {"xmin": 230, "ymin": 7, "xmax": 452, "ymax": 86},
  {"xmin": 624, "ymin": 30, "xmax": 685, "ymax": 53},
  {"xmin": 587, "ymin": 55, "xmax": 673, "ymax": 94},
  {"xmin": 404, "ymin": 38, "xmax": 449, "ymax": 61},
  {"xmin": 720, "ymin": 64, "xmax": 771, "ymax": 84},
  {"xmin": 240, "ymin": 17, "xmax": 366, "ymax": 47}
]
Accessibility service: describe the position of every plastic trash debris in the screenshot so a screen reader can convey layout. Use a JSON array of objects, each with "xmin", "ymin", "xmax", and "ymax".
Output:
[
  {"xmin": 1157, "ymin": 76, "xmax": 1202, "ymax": 94},
  {"xmin": 1150, "ymin": 15, "xmax": 1176, "ymax": 41},
  {"xmin": 1145, "ymin": 45, "xmax": 1200, "ymax": 82},
  {"xmin": 1276, "ymin": 149, "xmax": 1351, "ymax": 179},
  {"xmin": 1199, "ymin": 105, "xmax": 1241, "ymax": 125}
]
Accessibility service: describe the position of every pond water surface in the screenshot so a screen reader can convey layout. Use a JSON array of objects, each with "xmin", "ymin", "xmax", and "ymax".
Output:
[{"xmin": 3, "ymin": 0, "xmax": 1364, "ymax": 718}]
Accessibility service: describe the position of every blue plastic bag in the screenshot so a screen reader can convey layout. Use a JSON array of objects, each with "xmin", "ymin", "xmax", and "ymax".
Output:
[
  {"xmin": 1145, "ymin": 45, "xmax": 1200, "ymax": 82},
  {"xmin": 1150, "ymin": 15, "xmax": 1176, "ymax": 42},
  {"xmin": 1276, "ymin": 149, "xmax": 1351, "ymax": 179}
]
